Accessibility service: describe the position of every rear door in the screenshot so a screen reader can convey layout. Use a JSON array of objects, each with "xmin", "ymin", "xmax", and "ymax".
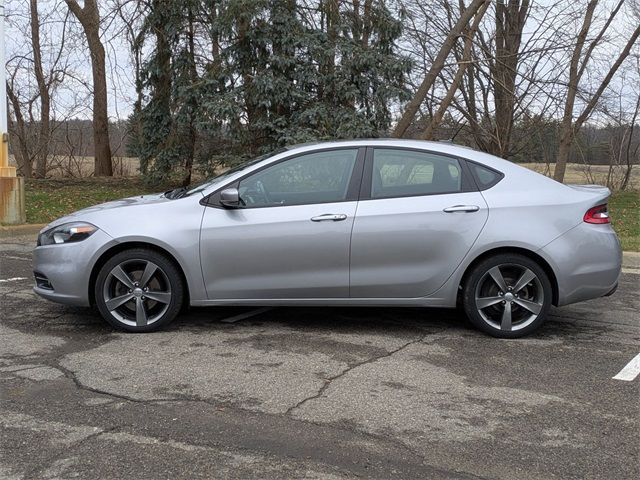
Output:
[{"xmin": 350, "ymin": 147, "xmax": 488, "ymax": 298}]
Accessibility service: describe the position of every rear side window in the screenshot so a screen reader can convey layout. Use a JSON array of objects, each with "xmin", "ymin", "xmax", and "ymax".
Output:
[
  {"xmin": 371, "ymin": 149, "xmax": 462, "ymax": 199},
  {"xmin": 469, "ymin": 163, "xmax": 503, "ymax": 190}
]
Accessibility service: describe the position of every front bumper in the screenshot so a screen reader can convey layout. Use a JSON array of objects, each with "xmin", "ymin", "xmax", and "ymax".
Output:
[
  {"xmin": 540, "ymin": 222, "xmax": 622, "ymax": 307},
  {"xmin": 32, "ymin": 229, "xmax": 115, "ymax": 306}
]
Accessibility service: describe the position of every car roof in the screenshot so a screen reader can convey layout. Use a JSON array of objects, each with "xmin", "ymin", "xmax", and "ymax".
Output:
[
  {"xmin": 285, "ymin": 138, "xmax": 470, "ymax": 150},
  {"xmin": 283, "ymin": 138, "xmax": 500, "ymax": 167}
]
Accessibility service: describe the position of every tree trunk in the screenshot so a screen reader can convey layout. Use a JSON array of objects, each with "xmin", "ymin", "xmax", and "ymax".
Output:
[
  {"xmin": 6, "ymin": 84, "xmax": 32, "ymax": 178},
  {"xmin": 620, "ymin": 94, "xmax": 639, "ymax": 191},
  {"xmin": 554, "ymin": 0, "xmax": 597, "ymax": 182},
  {"xmin": 237, "ymin": 14, "xmax": 259, "ymax": 151},
  {"xmin": 182, "ymin": 4, "xmax": 197, "ymax": 187},
  {"xmin": 488, "ymin": 0, "xmax": 530, "ymax": 158},
  {"xmin": 422, "ymin": 0, "xmax": 490, "ymax": 140},
  {"xmin": 554, "ymin": 2, "xmax": 639, "ymax": 182},
  {"xmin": 318, "ymin": 0, "xmax": 339, "ymax": 106},
  {"xmin": 392, "ymin": 0, "xmax": 490, "ymax": 138},
  {"xmin": 30, "ymin": 0, "xmax": 50, "ymax": 178},
  {"xmin": 64, "ymin": 0, "xmax": 112, "ymax": 176}
]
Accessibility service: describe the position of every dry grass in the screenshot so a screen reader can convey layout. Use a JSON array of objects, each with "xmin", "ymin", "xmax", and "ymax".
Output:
[{"xmin": 521, "ymin": 163, "xmax": 639, "ymax": 189}]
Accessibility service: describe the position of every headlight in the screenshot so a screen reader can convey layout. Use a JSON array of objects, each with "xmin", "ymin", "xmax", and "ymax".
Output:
[{"xmin": 38, "ymin": 222, "xmax": 98, "ymax": 246}]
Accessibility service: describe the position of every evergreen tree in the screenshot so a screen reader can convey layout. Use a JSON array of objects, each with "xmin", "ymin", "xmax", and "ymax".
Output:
[{"xmin": 130, "ymin": 0, "xmax": 411, "ymax": 184}]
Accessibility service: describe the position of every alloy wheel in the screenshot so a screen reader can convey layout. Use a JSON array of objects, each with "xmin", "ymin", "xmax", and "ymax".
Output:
[
  {"xmin": 474, "ymin": 263, "xmax": 544, "ymax": 332},
  {"xmin": 102, "ymin": 259, "xmax": 172, "ymax": 327}
]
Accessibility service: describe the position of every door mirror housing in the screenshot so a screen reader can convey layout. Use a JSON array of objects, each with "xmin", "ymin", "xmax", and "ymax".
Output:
[{"xmin": 220, "ymin": 188, "xmax": 241, "ymax": 208}]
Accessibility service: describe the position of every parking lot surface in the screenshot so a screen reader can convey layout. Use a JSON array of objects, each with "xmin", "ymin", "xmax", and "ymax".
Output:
[{"xmin": 1, "ymin": 231, "xmax": 638, "ymax": 479}]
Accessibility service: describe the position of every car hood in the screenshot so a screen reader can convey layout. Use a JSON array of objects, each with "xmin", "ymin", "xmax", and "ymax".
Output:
[{"xmin": 40, "ymin": 193, "xmax": 170, "ymax": 232}]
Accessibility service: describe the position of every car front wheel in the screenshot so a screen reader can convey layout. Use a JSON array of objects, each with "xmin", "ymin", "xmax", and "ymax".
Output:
[
  {"xmin": 462, "ymin": 253, "xmax": 552, "ymax": 338},
  {"xmin": 94, "ymin": 248, "xmax": 184, "ymax": 332}
]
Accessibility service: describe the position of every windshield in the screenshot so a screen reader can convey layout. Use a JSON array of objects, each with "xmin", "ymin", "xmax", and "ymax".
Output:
[{"xmin": 185, "ymin": 149, "xmax": 286, "ymax": 196}]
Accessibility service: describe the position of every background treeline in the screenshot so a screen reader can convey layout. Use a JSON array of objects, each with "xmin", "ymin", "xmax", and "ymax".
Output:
[
  {"xmin": 12, "ymin": 116, "xmax": 634, "ymax": 166},
  {"xmin": 6, "ymin": 0, "xmax": 640, "ymax": 189}
]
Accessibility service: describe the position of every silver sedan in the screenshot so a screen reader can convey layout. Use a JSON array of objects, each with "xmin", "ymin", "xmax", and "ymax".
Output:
[{"xmin": 33, "ymin": 140, "xmax": 621, "ymax": 338}]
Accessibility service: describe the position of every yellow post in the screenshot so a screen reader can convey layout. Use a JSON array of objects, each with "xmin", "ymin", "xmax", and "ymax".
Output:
[
  {"xmin": 0, "ymin": 1, "xmax": 26, "ymax": 224},
  {"xmin": 0, "ymin": 132, "xmax": 15, "ymax": 175}
]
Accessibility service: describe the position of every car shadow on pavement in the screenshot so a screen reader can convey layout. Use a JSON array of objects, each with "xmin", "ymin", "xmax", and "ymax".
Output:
[
  {"xmin": 173, "ymin": 305, "xmax": 472, "ymax": 335},
  {"xmin": 9, "ymin": 298, "xmax": 619, "ymax": 342}
]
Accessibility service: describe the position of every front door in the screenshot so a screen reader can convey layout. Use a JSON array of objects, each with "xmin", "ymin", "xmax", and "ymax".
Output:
[
  {"xmin": 350, "ymin": 147, "xmax": 488, "ymax": 298},
  {"xmin": 200, "ymin": 148, "xmax": 363, "ymax": 299}
]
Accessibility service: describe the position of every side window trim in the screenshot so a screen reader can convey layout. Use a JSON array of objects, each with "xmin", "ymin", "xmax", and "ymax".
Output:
[
  {"xmin": 359, "ymin": 146, "xmax": 478, "ymax": 201},
  {"xmin": 202, "ymin": 147, "xmax": 366, "ymax": 209},
  {"xmin": 359, "ymin": 146, "xmax": 375, "ymax": 199},
  {"xmin": 345, "ymin": 147, "xmax": 367, "ymax": 201}
]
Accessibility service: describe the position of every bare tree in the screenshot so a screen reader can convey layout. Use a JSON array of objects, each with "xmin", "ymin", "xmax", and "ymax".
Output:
[
  {"xmin": 603, "ymin": 63, "xmax": 640, "ymax": 190},
  {"xmin": 487, "ymin": 0, "xmax": 530, "ymax": 157},
  {"xmin": 29, "ymin": 0, "xmax": 50, "ymax": 177},
  {"xmin": 64, "ymin": 0, "xmax": 113, "ymax": 176},
  {"xmin": 6, "ymin": 79, "xmax": 32, "ymax": 178},
  {"xmin": 421, "ymin": 0, "xmax": 490, "ymax": 140},
  {"xmin": 401, "ymin": 0, "xmax": 565, "ymax": 160},
  {"xmin": 554, "ymin": 0, "xmax": 640, "ymax": 182},
  {"xmin": 6, "ymin": 1, "xmax": 76, "ymax": 178},
  {"xmin": 392, "ymin": 0, "xmax": 490, "ymax": 138},
  {"xmin": 453, "ymin": 0, "xmax": 566, "ymax": 157},
  {"xmin": 620, "ymin": 93, "xmax": 639, "ymax": 190}
]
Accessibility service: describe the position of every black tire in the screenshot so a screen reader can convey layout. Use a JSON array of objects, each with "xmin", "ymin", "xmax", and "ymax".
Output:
[
  {"xmin": 462, "ymin": 253, "xmax": 552, "ymax": 338},
  {"xmin": 94, "ymin": 248, "xmax": 184, "ymax": 332}
]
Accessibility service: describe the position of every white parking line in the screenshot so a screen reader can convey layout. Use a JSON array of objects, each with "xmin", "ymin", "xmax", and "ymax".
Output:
[
  {"xmin": 220, "ymin": 307, "xmax": 273, "ymax": 324},
  {"xmin": 2, "ymin": 255, "xmax": 31, "ymax": 261},
  {"xmin": 613, "ymin": 353, "xmax": 640, "ymax": 381},
  {"xmin": 0, "ymin": 277, "xmax": 28, "ymax": 283}
]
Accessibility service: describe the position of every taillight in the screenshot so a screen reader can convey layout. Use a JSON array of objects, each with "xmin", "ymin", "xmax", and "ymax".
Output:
[{"xmin": 584, "ymin": 204, "xmax": 610, "ymax": 224}]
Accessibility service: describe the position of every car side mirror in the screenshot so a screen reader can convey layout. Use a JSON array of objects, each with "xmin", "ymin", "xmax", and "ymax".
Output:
[{"xmin": 220, "ymin": 188, "xmax": 241, "ymax": 208}]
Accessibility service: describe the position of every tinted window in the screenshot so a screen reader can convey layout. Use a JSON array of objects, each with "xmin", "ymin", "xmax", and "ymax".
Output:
[
  {"xmin": 238, "ymin": 149, "xmax": 358, "ymax": 207},
  {"xmin": 470, "ymin": 163, "xmax": 502, "ymax": 189},
  {"xmin": 186, "ymin": 149, "xmax": 286, "ymax": 196},
  {"xmin": 371, "ymin": 149, "xmax": 462, "ymax": 199}
]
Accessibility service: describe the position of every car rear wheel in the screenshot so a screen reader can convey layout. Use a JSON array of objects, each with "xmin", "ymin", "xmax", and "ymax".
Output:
[
  {"xmin": 462, "ymin": 254, "xmax": 552, "ymax": 338},
  {"xmin": 94, "ymin": 248, "xmax": 184, "ymax": 332}
]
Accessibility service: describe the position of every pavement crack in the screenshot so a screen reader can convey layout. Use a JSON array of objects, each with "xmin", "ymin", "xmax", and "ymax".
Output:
[
  {"xmin": 22, "ymin": 425, "xmax": 121, "ymax": 480},
  {"xmin": 285, "ymin": 333, "xmax": 428, "ymax": 415},
  {"xmin": 54, "ymin": 361, "xmax": 170, "ymax": 404}
]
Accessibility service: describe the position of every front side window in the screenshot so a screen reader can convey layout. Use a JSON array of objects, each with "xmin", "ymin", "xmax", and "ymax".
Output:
[
  {"xmin": 238, "ymin": 149, "xmax": 359, "ymax": 207},
  {"xmin": 371, "ymin": 149, "xmax": 462, "ymax": 199}
]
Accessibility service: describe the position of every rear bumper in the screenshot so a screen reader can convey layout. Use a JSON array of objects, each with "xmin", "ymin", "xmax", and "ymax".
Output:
[
  {"xmin": 604, "ymin": 283, "xmax": 618, "ymax": 297},
  {"xmin": 540, "ymin": 222, "xmax": 622, "ymax": 307}
]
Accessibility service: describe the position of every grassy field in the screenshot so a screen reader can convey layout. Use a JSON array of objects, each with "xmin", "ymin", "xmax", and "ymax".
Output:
[
  {"xmin": 24, "ymin": 178, "xmax": 160, "ymax": 225},
  {"xmin": 609, "ymin": 191, "xmax": 639, "ymax": 252},
  {"xmin": 21, "ymin": 176, "xmax": 639, "ymax": 251},
  {"xmin": 522, "ymin": 163, "xmax": 640, "ymax": 190}
]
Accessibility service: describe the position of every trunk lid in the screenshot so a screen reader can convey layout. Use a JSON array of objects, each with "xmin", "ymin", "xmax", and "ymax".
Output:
[{"xmin": 567, "ymin": 184, "xmax": 611, "ymax": 204}]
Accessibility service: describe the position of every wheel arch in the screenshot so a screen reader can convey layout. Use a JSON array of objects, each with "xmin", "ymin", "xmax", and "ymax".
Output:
[
  {"xmin": 458, "ymin": 247, "xmax": 559, "ymax": 306},
  {"xmin": 88, "ymin": 241, "xmax": 191, "ymax": 307}
]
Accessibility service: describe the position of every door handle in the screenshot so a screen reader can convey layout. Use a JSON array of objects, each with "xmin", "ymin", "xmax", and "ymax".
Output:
[
  {"xmin": 310, "ymin": 214, "xmax": 348, "ymax": 222},
  {"xmin": 443, "ymin": 205, "xmax": 480, "ymax": 213}
]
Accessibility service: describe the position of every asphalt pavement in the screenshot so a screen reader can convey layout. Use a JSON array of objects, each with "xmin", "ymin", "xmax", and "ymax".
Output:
[{"xmin": 1, "ymin": 230, "xmax": 638, "ymax": 479}]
